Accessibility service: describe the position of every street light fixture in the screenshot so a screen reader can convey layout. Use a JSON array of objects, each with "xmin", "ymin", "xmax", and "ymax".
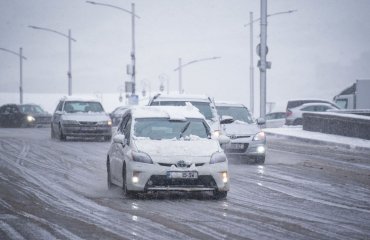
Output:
[
  {"xmin": 174, "ymin": 56, "xmax": 221, "ymax": 94},
  {"xmin": 28, "ymin": 25, "xmax": 76, "ymax": 96},
  {"xmin": 86, "ymin": 1, "xmax": 140, "ymax": 96},
  {"xmin": 0, "ymin": 47, "xmax": 27, "ymax": 104},
  {"xmin": 244, "ymin": 9, "xmax": 297, "ymax": 115}
]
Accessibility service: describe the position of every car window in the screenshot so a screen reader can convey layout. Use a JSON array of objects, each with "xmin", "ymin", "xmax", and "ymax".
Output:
[
  {"xmin": 301, "ymin": 106, "xmax": 315, "ymax": 111},
  {"xmin": 134, "ymin": 118, "xmax": 209, "ymax": 140},
  {"xmin": 63, "ymin": 101, "xmax": 104, "ymax": 113},
  {"xmin": 20, "ymin": 105, "xmax": 44, "ymax": 114},
  {"xmin": 123, "ymin": 116, "xmax": 132, "ymax": 144},
  {"xmin": 216, "ymin": 106, "xmax": 254, "ymax": 124}
]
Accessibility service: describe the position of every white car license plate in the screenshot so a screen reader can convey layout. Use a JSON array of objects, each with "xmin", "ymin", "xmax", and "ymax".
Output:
[
  {"xmin": 81, "ymin": 127, "xmax": 96, "ymax": 131},
  {"xmin": 167, "ymin": 171, "xmax": 198, "ymax": 179},
  {"xmin": 227, "ymin": 143, "xmax": 244, "ymax": 149}
]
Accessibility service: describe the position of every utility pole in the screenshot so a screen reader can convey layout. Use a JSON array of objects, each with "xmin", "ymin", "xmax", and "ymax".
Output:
[
  {"xmin": 259, "ymin": 0, "xmax": 268, "ymax": 118},
  {"xmin": 131, "ymin": 3, "xmax": 136, "ymax": 95},
  {"xmin": 249, "ymin": 12, "xmax": 254, "ymax": 114},
  {"xmin": 178, "ymin": 58, "xmax": 182, "ymax": 94}
]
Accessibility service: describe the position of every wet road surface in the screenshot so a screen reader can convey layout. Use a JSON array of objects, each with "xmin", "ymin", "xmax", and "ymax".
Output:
[{"xmin": 0, "ymin": 128, "xmax": 369, "ymax": 239}]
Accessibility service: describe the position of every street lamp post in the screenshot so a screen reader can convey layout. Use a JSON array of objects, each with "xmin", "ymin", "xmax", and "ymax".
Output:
[
  {"xmin": 86, "ymin": 1, "xmax": 140, "ymax": 96},
  {"xmin": 174, "ymin": 56, "xmax": 221, "ymax": 94},
  {"xmin": 0, "ymin": 47, "xmax": 27, "ymax": 104},
  {"xmin": 244, "ymin": 9, "xmax": 297, "ymax": 116},
  {"xmin": 28, "ymin": 25, "xmax": 76, "ymax": 96}
]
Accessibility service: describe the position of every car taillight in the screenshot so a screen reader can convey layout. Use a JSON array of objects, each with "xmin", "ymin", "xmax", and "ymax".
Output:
[{"xmin": 286, "ymin": 110, "xmax": 292, "ymax": 117}]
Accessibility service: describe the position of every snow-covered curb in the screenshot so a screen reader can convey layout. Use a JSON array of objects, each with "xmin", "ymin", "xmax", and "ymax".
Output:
[{"xmin": 264, "ymin": 126, "xmax": 370, "ymax": 151}]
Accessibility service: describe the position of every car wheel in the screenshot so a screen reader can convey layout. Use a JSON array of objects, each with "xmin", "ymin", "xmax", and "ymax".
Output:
[
  {"xmin": 122, "ymin": 163, "xmax": 132, "ymax": 196},
  {"xmin": 51, "ymin": 124, "xmax": 55, "ymax": 139},
  {"xmin": 104, "ymin": 135, "xmax": 112, "ymax": 142},
  {"xmin": 293, "ymin": 118, "xmax": 302, "ymax": 125},
  {"xmin": 58, "ymin": 124, "xmax": 66, "ymax": 141},
  {"xmin": 107, "ymin": 158, "xmax": 113, "ymax": 189},
  {"xmin": 213, "ymin": 190, "xmax": 227, "ymax": 200},
  {"xmin": 255, "ymin": 156, "xmax": 265, "ymax": 164}
]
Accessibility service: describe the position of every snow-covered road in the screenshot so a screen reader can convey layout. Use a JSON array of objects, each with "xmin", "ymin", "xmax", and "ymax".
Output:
[{"xmin": 0, "ymin": 128, "xmax": 369, "ymax": 239}]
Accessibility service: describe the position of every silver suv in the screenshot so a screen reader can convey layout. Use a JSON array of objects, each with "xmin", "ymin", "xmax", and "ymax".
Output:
[
  {"xmin": 216, "ymin": 102, "xmax": 266, "ymax": 164},
  {"xmin": 148, "ymin": 94, "xmax": 222, "ymax": 136},
  {"xmin": 51, "ymin": 97, "xmax": 112, "ymax": 141}
]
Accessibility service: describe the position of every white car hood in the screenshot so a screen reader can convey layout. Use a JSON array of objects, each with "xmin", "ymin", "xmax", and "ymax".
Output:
[
  {"xmin": 222, "ymin": 121, "xmax": 260, "ymax": 136},
  {"xmin": 62, "ymin": 112, "xmax": 110, "ymax": 122},
  {"xmin": 134, "ymin": 139, "xmax": 220, "ymax": 163}
]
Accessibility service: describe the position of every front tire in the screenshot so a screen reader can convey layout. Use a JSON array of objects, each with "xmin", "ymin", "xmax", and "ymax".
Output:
[
  {"xmin": 58, "ymin": 124, "xmax": 66, "ymax": 141},
  {"xmin": 213, "ymin": 190, "xmax": 227, "ymax": 200},
  {"xmin": 255, "ymin": 156, "xmax": 265, "ymax": 164},
  {"xmin": 122, "ymin": 163, "xmax": 135, "ymax": 198},
  {"xmin": 107, "ymin": 158, "xmax": 113, "ymax": 189}
]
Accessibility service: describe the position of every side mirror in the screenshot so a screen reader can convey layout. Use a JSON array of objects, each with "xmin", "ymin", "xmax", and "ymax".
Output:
[
  {"xmin": 55, "ymin": 110, "xmax": 63, "ymax": 115},
  {"xmin": 256, "ymin": 117, "xmax": 266, "ymax": 125},
  {"xmin": 218, "ymin": 135, "xmax": 230, "ymax": 145},
  {"xmin": 113, "ymin": 134, "xmax": 127, "ymax": 145},
  {"xmin": 220, "ymin": 115, "xmax": 234, "ymax": 124}
]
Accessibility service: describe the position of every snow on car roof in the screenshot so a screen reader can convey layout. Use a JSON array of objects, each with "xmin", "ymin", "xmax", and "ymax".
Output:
[
  {"xmin": 151, "ymin": 93, "xmax": 212, "ymax": 102},
  {"xmin": 298, "ymin": 102, "xmax": 338, "ymax": 108},
  {"xmin": 215, "ymin": 101, "xmax": 246, "ymax": 107},
  {"xmin": 60, "ymin": 96, "xmax": 101, "ymax": 102},
  {"xmin": 132, "ymin": 106, "xmax": 205, "ymax": 120}
]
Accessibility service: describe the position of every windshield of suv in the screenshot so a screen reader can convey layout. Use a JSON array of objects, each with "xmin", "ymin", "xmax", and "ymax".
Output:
[
  {"xmin": 63, "ymin": 101, "xmax": 104, "ymax": 113},
  {"xmin": 19, "ymin": 104, "xmax": 45, "ymax": 114},
  {"xmin": 216, "ymin": 106, "xmax": 254, "ymax": 124},
  {"xmin": 151, "ymin": 101, "xmax": 213, "ymax": 120},
  {"xmin": 133, "ymin": 118, "xmax": 210, "ymax": 140}
]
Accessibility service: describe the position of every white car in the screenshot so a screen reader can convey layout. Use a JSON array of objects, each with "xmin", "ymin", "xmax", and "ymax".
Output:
[
  {"xmin": 216, "ymin": 102, "xmax": 266, "ymax": 164},
  {"xmin": 106, "ymin": 106, "xmax": 230, "ymax": 199},
  {"xmin": 286, "ymin": 102, "xmax": 340, "ymax": 125},
  {"xmin": 51, "ymin": 97, "xmax": 112, "ymax": 141},
  {"xmin": 265, "ymin": 111, "xmax": 286, "ymax": 128},
  {"xmin": 148, "ymin": 93, "xmax": 222, "ymax": 137}
]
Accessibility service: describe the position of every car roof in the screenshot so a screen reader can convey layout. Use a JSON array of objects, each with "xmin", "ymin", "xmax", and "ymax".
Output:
[
  {"xmin": 151, "ymin": 93, "xmax": 212, "ymax": 102},
  {"xmin": 131, "ymin": 106, "xmax": 205, "ymax": 121},
  {"xmin": 215, "ymin": 101, "xmax": 247, "ymax": 108},
  {"xmin": 298, "ymin": 102, "xmax": 336, "ymax": 108},
  {"xmin": 60, "ymin": 96, "xmax": 101, "ymax": 102}
]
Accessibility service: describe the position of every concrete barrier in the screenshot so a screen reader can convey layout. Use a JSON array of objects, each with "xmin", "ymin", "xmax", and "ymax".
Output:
[{"xmin": 303, "ymin": 112, "xmax": 370, "ymax": 140}]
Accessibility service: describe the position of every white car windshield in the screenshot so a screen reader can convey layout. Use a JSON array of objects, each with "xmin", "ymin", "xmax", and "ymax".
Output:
[
  {"xmin": 134, "ymin": 118, "xmax": 210, "ymax": 140},
  {"xmin": 216, "ymin": 106, "xmax": 254, "ymax": 124},
  {"xmin": 64, "ymin": 101, "xmax": 104, "ymax": 113}
]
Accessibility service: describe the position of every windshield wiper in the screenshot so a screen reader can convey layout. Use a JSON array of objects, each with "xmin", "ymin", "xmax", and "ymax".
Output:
[{"xmin": 179, "ymin": 121, "xmax": 191, "ymax": 139}]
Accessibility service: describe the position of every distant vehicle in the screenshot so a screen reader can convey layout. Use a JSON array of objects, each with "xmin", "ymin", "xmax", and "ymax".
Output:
[
  {"xmin": 215, "ymin": 102, "xmax": 266, "ymax": 164},
  {"xmin": 285, "ymin": 99, "xmax": 339, "ymax": 125},
  {"xmin": 110, "ymin": 106, "xmax": 128, "ymax": 126},
  {"xmin": 265, "ymin": 111, "xmax": 286, "ymax": 128},
  {"xmin": 0, "ymin": 103, "xmax": 51, "ymax": 128},
  {"xmin": 333, "ymin": 79, "xmax": 370, "ymax": 109},
  {"xmin": 51, "ymin": 97, "xmax": 112, "ymax": 141},
  {"xmin": 286, "ymin": 102, "xmax": 339, "ymax": 125},
  {"xmin": 148, "ymin": 93, "xmax": 221, "ymax": 136},
  {"xmin": 107, "ymin": 106, "xmax": 230, "ymax": 199}
]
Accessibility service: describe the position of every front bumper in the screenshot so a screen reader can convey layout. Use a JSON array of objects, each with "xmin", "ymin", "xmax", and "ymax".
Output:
[
  {"xmin": 126, "ymin": 161, "xmax": 229, "ymax": 192},
  {"xmin": 62, "ymin": 124, "xmax": 112, "ymax": 137},
  {"xmin": 222, "ymin": 137, "xmax": 266, "ymax": 159}
]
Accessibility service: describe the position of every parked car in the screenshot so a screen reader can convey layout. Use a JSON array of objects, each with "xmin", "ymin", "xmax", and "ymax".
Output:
[
  {"xmin": 51, "ymin": 97, "xmax": 112, "ymax": 141},
  {"xmin": 148, "ymin": 93, "xmax": 221, "ymax": 136},
  {"xmin": 107, "ymin": 106, "xmax": 230, "ymax": 199},
  {"xmin": 285, "ymin": 99, "xmax": 339, "ymax": 125},
  {"xmin": 286, "ymin": 102, "xmax": 340, "ymax": 125},
  {"xmin": 265, "ymin": 111, "xmax": 286, "ymax": 128},
  {"xmin": 110, "ymin": 106, "xmax": 128, "ymax": 126},
  {"xmin": 215, "ymin": 102, "xmax": 266, "ymax": 164},
  {"xmin": 0, "ymin": 103, "xmax": 51, "ymax": 128}
]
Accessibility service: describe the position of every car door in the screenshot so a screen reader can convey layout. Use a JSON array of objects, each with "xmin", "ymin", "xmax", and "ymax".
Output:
[
  {"xmin": 111, "ymin": 113, "xmax": 132, "ymax": 185},
  {"xmin": 0, "ymin": 105, "xmax": 8, "ymax": 127},
  {"xmin": 52, "ymin": 101, "xmax": 64, "ymax": 132}
]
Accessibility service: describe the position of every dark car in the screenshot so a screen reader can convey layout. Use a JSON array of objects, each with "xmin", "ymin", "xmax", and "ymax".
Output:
[
  {"xmin": 109, "ymin": 106, "xmax": 128, "ymax": 126},
  {"xmin": 0, "ymin": 103, "xmax": 51, "ymax": 128}
]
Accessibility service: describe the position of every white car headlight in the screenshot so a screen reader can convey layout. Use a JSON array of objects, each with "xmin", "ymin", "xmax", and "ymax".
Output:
[
  {"xmin": 253, "ymin": 131, "xmax": 266, "ymax": 141},
  {"xmin": 27, "ymin": 116, "xmax": 35, "ymax": 122},
  {"xmin": 212, "ymin": 130, "xmax": 221, "ymax": 138},
  {"xmin": 132, "ymin": 151, "xmax": 153, "ymax": 164},
  {"xmin": 210, "ymin": 152, "xmax": 227, "ymax": 164},
  {"xmin": 97, "ymin": 120, "xmax": 112, "ymax": 126}
]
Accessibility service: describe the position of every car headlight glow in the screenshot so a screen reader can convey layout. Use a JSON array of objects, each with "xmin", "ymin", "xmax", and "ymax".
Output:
[
  {"xmin": 132, "ymin": 151, "xmax": 153, "ymax": 164},
  {"xmin": 257, "ymin": 146, "xmax": 266, "ymax": 153},
  {"xmin": 27, "ymin": 116, "xmax": 35, "ymax": 122},
  {"xmin": 210, "ymin": 152, "xmax": 227, "ymax": 164},
  {"xmin": 253, "ymin": 131, "xmax": 266, "ymax": 141},
  {"xmin": 97, "ymin": 120, "xmax": 111, "ymax": 126},
  {"xmin": 107, "ymin": 120, "xmax": 112, "ymax": 126},
  {"xmin": 212, "ymin": 130, "xmax": 221, "ymax": 138},
  {"xmin": 222, "ymin": 172, "xmax": 228, "ymax": 183}
]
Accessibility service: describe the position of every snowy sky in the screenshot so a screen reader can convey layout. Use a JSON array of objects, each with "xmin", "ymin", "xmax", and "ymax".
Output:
[{"xmin": 1, "ymin": 0, "xmax": 370, "ymax": 113}]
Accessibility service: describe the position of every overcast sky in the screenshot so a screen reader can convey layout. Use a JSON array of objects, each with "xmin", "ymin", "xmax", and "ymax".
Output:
[{"xmin": 1, "ymin": 0, "xmax": 370, "ymax": 112}]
